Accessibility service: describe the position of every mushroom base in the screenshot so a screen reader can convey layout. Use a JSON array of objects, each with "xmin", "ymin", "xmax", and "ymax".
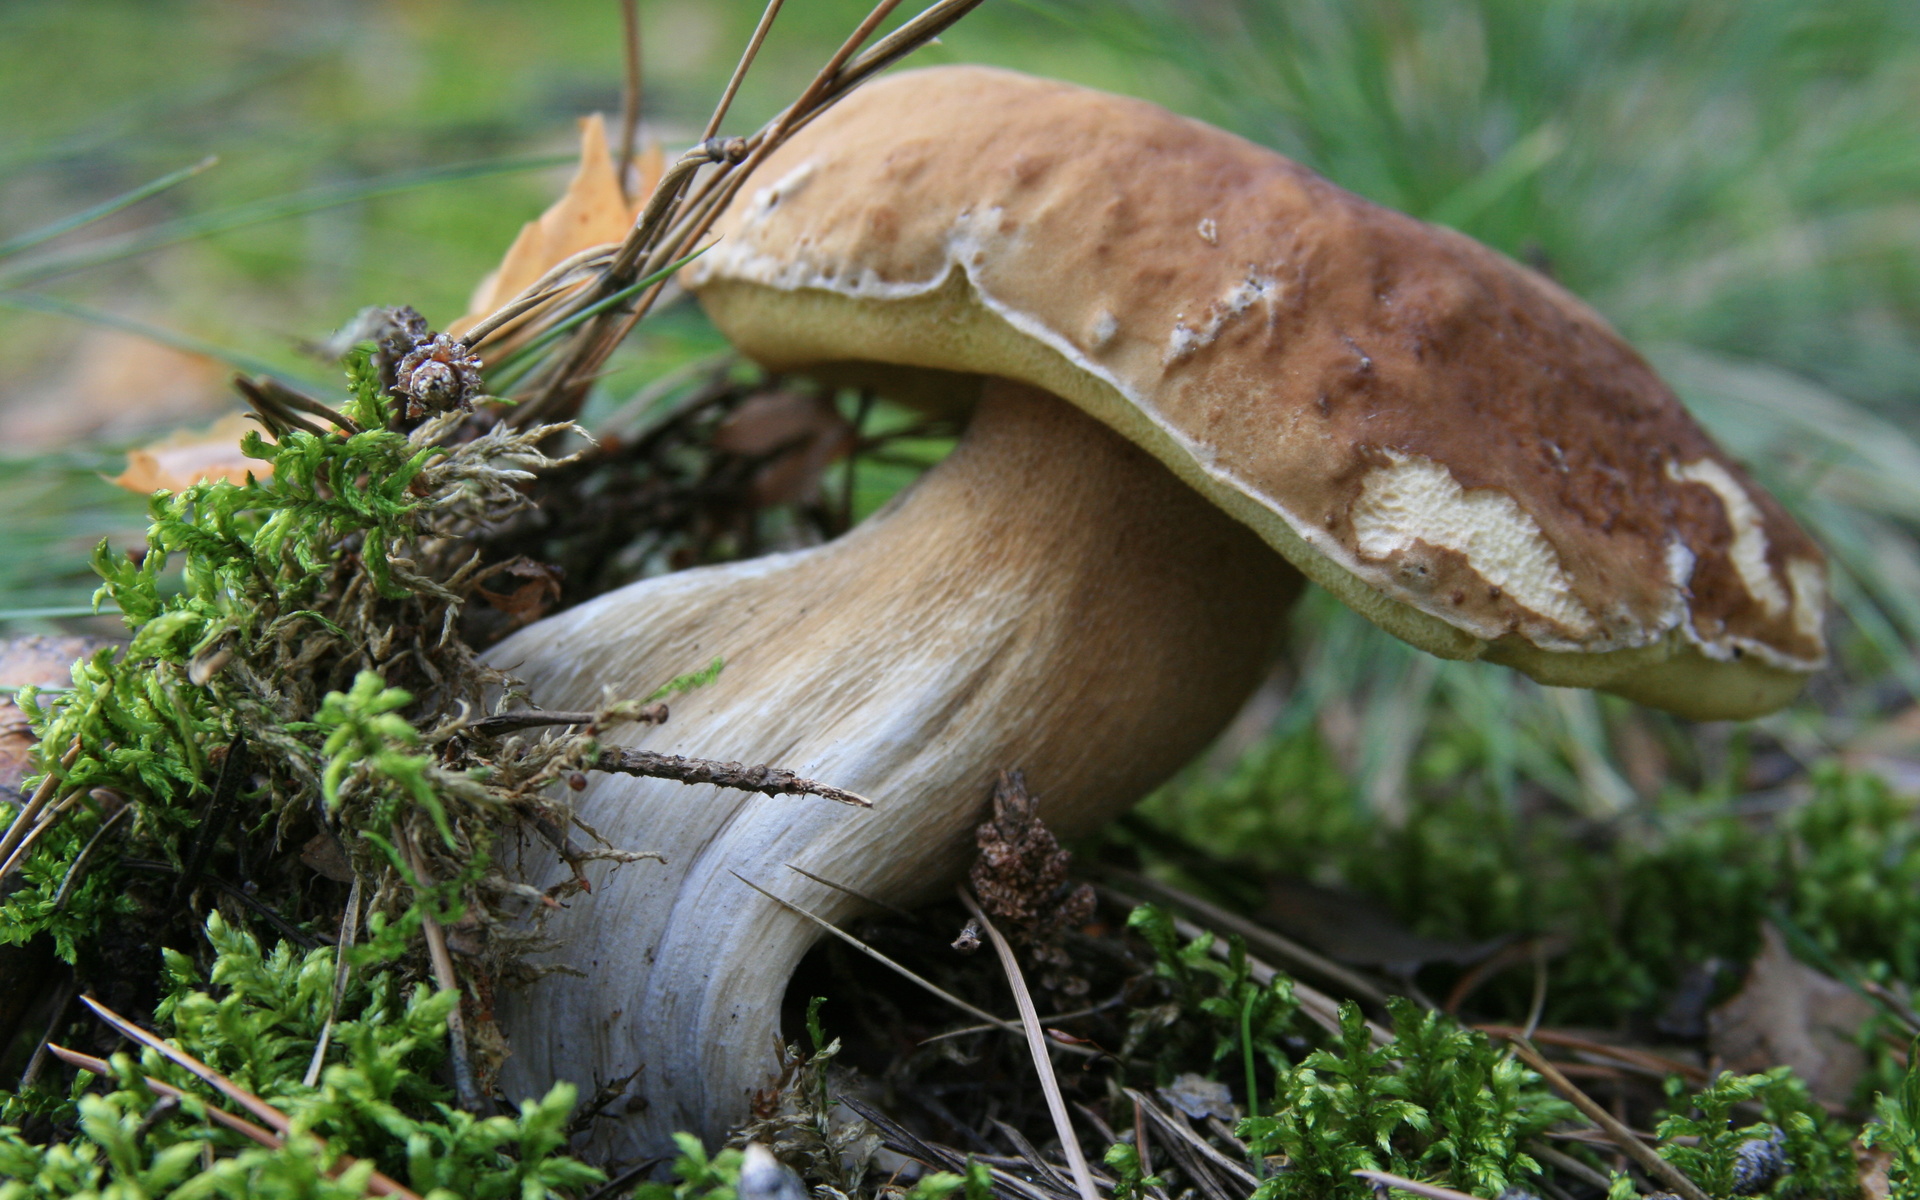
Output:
[{"xmin": 488, "ymin": 379, "xmax": 1301, "ymax": 1157}]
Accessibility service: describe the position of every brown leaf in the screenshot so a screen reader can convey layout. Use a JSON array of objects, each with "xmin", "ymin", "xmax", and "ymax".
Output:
[
  {"xmin": 0, "ymin": 635, "xmax": 118, "ymax": 792},
  {"xmin": 1708, "ymin": 922, "xmax": 1874, "ymax": 1106},
  {"xmin": 448, "ymin": 115, "xmax": 660, "ymax": 339},
  {"xmin": 712, "ymin": 390, "xmax": 856, "ymax": 508},
  {"xmin": 299, "ymin": 832, "xmax": 354, "ymax": 884},
  {"xmin": 477, "ymin": 558, "xmax": 565, "ymax": 630},
  {"xmin": 0, "ymin": 329, "xmax": 226, "ymax": 451},
  {"xmin": 112, "ymin": 412, "xmax": 268, "ymax": 494}
]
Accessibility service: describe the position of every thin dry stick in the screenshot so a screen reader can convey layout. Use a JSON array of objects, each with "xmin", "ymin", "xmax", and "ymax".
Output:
[
  {"xmin": 594, "ymin": 747, "xmax": 872, "ymax": 807},
  {"xmin": 466, "ymin": 702, "xmax": 665, "ymax": 737},
  {"xmin": 0, "ymin": 788, "xmax": 85, "ymax": 880},
  {"xmin": 0, "ymin": 738, "xmax": 82, "ymax": 871},
  {"xmin": 51, "ymin": 803, "xmax": 131, "ymax": 910},
  {"xmin": 1501, "ymin": 1035, "xmax": 1710, "ymax": 1200},
  {"xmin": 783, "ymin": 861, "xmax": 915, "ymax": 919},
  {"xmin": 616, "ymin": 0, "xmax": 643, "ymax": 200},
  {"xmin": 81, "ymin": 994, "xmax": 296, "ymax": 1133},
  {"xmin": 701, "ymin": 0, "xmax": 787, "ymax": 141},
  {"xmin": 957, "ymin": 887, "xmax": 1098, "ymax": 1200},
  {"xmin": 1352, "ymin": 1169, "xmax": 1484, "ymax": 1200},
  {"xmin": 1104, "ymin": 865, "xmax": 1392, "ymax": 1008},
  {"xmin": 45, "ymin": 1044, "xmax": 422, "ymax": 1200},
  {"xmin": 16, "ymin": 979, "xmax": 76, "ymax": 1091},
  {"xmin": 729, "ymin": 870, "xmax": 1102, "ymax": 1056},
  {"xmin": 303, "ymin": 874, "xmax": 362, "ymax": 1088},
  {"xmin": 1125, "ymin": 1089, "xmax": 1259, "ymax": 1190},
  {"xmin": 401, "ymin": 835, "xmax": 481, "ymax": 1112},
  {"xmin": 1097, "ymin": 883, "xmax": 1388, "ymax": 1045}
]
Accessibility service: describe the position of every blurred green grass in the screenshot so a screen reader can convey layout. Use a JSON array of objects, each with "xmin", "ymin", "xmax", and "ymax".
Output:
[{"xmin": 2, "ymin": 0, "xmax": 1916, "ymax": 842}]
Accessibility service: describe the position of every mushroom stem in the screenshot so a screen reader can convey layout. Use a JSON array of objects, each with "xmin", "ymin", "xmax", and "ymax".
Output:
[{"xmin": 492, "ymin": 379, "xmax": 1301, "ymax": 1155}]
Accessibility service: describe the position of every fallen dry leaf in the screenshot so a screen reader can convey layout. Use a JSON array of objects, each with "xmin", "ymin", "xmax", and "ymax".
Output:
[
  {"xmin": 1, "ymin": 635, "xmax": 119, "ymax": 792},
  {"xmin": 449, "ymin": 114, "xmax": 662, "ymax": 340},
  {"xmin": 477, "ymin": 558, "xmax": 566, "ymax": 631},
  {"xmin": 112, "ymin": 411, "xmax": 268, "ymax": 494},
  {"xmin": 1859, "ymin": 1140, "xmax": 1892, "ymax": 1200},
  {"xmin": 0, "ymin": 329, "xmax": 226, "ymax": 451},
  {"xmin": 712, "ymin": 390, "xmax": 856, "ymax": 508},
  {"xmin": 1708, "ymin": 922, "xmax": 1874, "ymax": 1106}
]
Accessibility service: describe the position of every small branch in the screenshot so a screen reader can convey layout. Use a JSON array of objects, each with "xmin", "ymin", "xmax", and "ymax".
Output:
[
  {"xmin": 594, "ymin": 748, "xmax": 871, "ymax": 807},
  {"xmin": 400, "ymin": 834, "xmax": 482, "ymax": 1113},
  {"xmin": 702, "ymin": 0, "xmax": 786, "ymax": 141},
  {"xmin": 0, "ymin": 737, "xmax": 82, "ymax": 876},
  {"xmin": 46, "ymin": 1044, "xmax": 420, "ymax": 1200},
  {"xmin": 1103, "ymin": 864, "xmax": 1391, "ymax": 1008},
  {"xmin": 304, "ymin": 874, "xmax": 361, "ymax": 1088},
  {"xmin": 731, "ymin": 871, "xmax": 1110, "ymax": 1058},
  {"xmin": 616, "ymin": 0, "xmax": 643, "ymax": 201},
  {"xmin": 466, "ymin": 702, "xmax": 665, "ymax": 737},
  {"xmin": 1352, "ymin": 1169, "xmax": 1485, "ymax": 1200},
  {"xmin": 958, "ymin": 887, "xmax": 1098, "ymax": 1200},
  {"xmin": 1500, "ymin": 1034, "xmax": 1711, "ymax": 1200}
]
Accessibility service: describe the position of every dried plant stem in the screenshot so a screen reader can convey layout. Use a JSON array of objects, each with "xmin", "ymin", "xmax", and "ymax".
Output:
[
  {"xmin": 50, "ymin": 803, "xmax": 131, "ymax": 910},
  {"xmin": 1103, "ymin": 865, "xmax": 1391, "ymax": 1008},
  {"xmin": 701, "ymin": 0, "xmax": 787, "ymax": 141},
  {"xmin": 0, "ymin": 738, "xmax": 81, "ymax": 873},
  {"xmin": 401, "ymin": 835, "xmax": 481, "ymax": 1112},
  {"xmin": 1501, "ymin": 1035, "xmax": 1711, "ymax": 1200},
  {"xmin": 465, "ymin": 703, "xmax": 665, "ymax": 737},
  {"xmin": 593, "ymin": 747, "xmax": 872, "ymax": 807},
  {"xmin": 0, "ymin": 788, "xmax": 84, "ymax": 880},
  {"xmin": 958, "ymin": 887, "xmax": 1098, "ymax": 1200},
  {"xmin": 303, "ymin": 874, "xmax": 362, "ymax": 1088},
  {"xmin": 46, "ymin": 1044, "xmax": 421, "ymax": 1200},
  {"xmin": 1352, "ymin": 1169, "xmax": 1484, "ymax": 1200},
  {"xmin": 507, "ymin": 0, "xmax": 983, "ymax": 424},
  {"xmin": 617, "ymin": 0, "xmax": 643, "ymax": 200}
]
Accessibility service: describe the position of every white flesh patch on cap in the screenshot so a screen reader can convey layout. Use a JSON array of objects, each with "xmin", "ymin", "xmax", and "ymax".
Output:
[
  {"xmin": 738, "ymin": 160, "xmax": 818, "ymax": 229},
  {"xmin": 1667, "ymin": 458, "xmax": 1788, "ymax": 618},
  {"xmin": 1787, "ymin": 557, "xmax": 1826, "ymax": 643},
  {"xmin": 1352, "ymin": 452, "xmax": 1596, "ymax": 638},
  {"xmin": 1164, "ymin": 269, "xmax": 1278, "ymax": 365},
  {"xmin": 1087, "ymin": 311, "xmax": 1119, "ymax": 350}
]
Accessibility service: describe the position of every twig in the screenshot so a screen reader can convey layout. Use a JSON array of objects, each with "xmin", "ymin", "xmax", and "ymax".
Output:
[
  {"xmin": 1474, "ymin": 1026, "xmax": 1707, "ymax": 1085},
  {"xmin": 0, "ymin": 788, "xmax": 85, "ymax": 881},
  {"xmin": 1499, "ymin": 1034, "xmax": 1710, "ymax": 1200},
  {"xmin": 730, "ymin": 871, "xmax": 1099, "ymax": 1056},
  {"xmin": 45, "ymin": 1044, "xmax": 421, "ymax": 1200},
  {"xmin": 616, "ymin": 0, "xmax": 644, "ymax": 200},
  {"xmin": 1353, "ymin": 1169, "xmax": 1485, "ymax": 1200},
  {"xmin": 1098, "ymin": 882, "xmax": 1388, "ymax": 1045},
  {"xmin": 0, "ymin": 737, "xmax": 81, "ymax": 875},
  {"xmin": 701, "ymin": 0, "xmax": 787, "ymax": 141},
  {"xmin": 80, "ymin": 994, "xmax": 292, "ymax": 1132},
  {"xmin": 784, "ymin": 860, "xmax": 915, "ymax": 919},
  {"xmin": 401, "ymin": 834, "xmax": 481, "ymax": 1112},
  {"xmin": 466, "ymin": 702, "xmax": 665, "ymax": 736},
  {"xmin": 958, "ymin": 887, "xmax": 1098, "ymax": 1200},
  {"xmin": 1125, "ymin": 1089, "xmax": 1260, "ymax": 1191},
  {"xmin": 304, "ymin": 874, "xmax": 361, "ymax": 1088},
  {"xmin": 1102, "ymin": 865, "xmax": 1391, "ymax": 1008},
  {"xmin": 1528, "ymin": 1140, "xmax": 1615, "ymax": 1192},
  {"xmin": 51, "ymin": 803, "xmax": 131, "ymax": 910},
  {"xmin": 16, "ymin": 978, "xmax": 76, "ymax": 1091},
  {"xmin": 593, "ymin": 747, "xmax": 872, "ymax": 806}
]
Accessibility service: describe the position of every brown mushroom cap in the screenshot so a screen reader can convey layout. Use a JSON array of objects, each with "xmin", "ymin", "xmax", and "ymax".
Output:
[{"xmin": 685, "ymin": 65, "xmax": 1826, "ymax": 720}]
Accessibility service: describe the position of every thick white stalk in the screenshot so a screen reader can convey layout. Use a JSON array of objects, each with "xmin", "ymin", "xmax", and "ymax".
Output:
[{"xmin": 491, "ymin": 380, "xmax": 1298, "ymax": 1157}]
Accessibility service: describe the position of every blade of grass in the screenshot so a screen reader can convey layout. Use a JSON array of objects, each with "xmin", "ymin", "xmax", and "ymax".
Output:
[
  {"xmin": 0, "ymin": 156, "xmax": 218, "ymax": 260},
  {"xmin": 0, "ymin": 151, "xmax": 571, "ymax": 289},
  {"xmin": 0, "ymin": 291, "xmax": 337, "ymax": 396}
]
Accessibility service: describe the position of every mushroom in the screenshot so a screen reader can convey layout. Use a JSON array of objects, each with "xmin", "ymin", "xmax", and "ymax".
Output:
[{"xmin": 491, "ymin": 66, "xmax": 1825, "ymax": 1155}]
